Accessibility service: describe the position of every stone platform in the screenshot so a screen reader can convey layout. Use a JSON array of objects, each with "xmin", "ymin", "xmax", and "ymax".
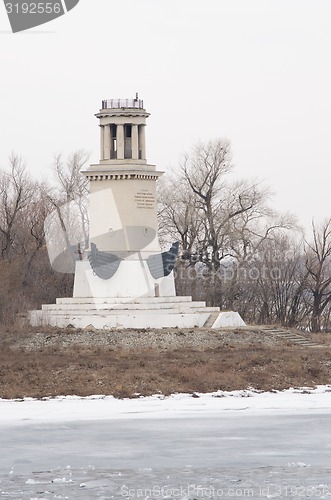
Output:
[{"xmin": 29, "ymin": 296, "xmax": 231, "ymax": 329}]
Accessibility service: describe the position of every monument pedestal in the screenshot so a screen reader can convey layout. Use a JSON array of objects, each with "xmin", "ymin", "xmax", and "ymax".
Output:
[
  {"xmin": 73, "ymin": 261, "xmax": 176, "ymax": 298},
  {"xmin": 29, "ymin": 296, "xmax": 223, "ymax": 329}
]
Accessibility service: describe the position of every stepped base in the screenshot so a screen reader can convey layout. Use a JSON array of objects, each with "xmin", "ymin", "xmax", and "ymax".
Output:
[{"xmin": 28, "ymin": 297, "xmax": 246, "ymax": 330}]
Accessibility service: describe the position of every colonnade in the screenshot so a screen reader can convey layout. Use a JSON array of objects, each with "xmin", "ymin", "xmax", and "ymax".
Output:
[{"xmin": 100, "ymin": 123, "xmax": 146, "ymax": 161}]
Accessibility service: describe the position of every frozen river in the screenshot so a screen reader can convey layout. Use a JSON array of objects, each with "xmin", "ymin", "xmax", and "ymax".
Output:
[{"xmin": 0, "ymin": 389, "xmax": 331, "ymax": 498}]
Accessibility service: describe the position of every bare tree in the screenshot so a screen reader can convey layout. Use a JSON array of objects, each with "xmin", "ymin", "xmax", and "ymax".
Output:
[
  {"xmin": 181, "ymin": 139, "xmax": 232, "ymax": 270},
  {"xmin": 241, "ymin": 234, "xmax": 309, "ymax": 326},
  {"xmin": 158, "ymin": 176, "xmax": 202, "ymax": 254},
  {"xmin": 43, "ymin": 150, "xmax": 90, "ymax": 270},
  {"xmin": 53, "ymin": 150, "xmax": 89, "ymax": 202},
  {"xmin": 159, "ymin": 139, "xmax": 300, "ymax": 313},
  {"xmin": 304, "ymin": 218, "xmax": 331, "ymax": 332},
  {"xmin": 0, "ymin": 154, "xmax": 76, "ymax": 324},
  {"xmin": 20, "ymin": 181, "xmax": 54, "ymax": 282},
  {"xmin": 0, "ymin": 154, "xmax": 34, "ymax": 259}
]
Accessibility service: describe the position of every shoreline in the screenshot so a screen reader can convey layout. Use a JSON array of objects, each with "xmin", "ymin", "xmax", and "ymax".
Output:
[{"xmin": 1, "ymin": 385, "xmax": 331, "ymax": 425}]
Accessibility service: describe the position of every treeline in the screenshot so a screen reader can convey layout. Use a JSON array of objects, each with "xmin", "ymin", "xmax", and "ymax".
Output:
[
  {"xmin": 159, "ymin": 139, "xmax": 331, "ymax": 332},
  {"xmin": 0, "ymin": 152, "xmax": 88, "ymax": 326},
  {"xmin": 1, "ymin": 141, "xmax": 331, "ymax": 332}
]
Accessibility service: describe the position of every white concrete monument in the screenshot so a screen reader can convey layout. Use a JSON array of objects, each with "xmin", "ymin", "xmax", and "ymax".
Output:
[
  {"xmin": 73, "ymin": 96, "xmax": 176, "ymax": 299},
  {"xmin": 30, "ymin": 96, "xmax": 245, "ymax": 329}
]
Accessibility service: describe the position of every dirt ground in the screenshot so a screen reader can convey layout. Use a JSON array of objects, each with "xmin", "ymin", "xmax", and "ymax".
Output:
[{"xmin": 0, "ymin": 326, "xmax": 330, "ymax": 399}]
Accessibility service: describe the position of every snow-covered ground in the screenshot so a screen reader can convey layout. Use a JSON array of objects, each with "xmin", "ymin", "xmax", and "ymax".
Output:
[
  {"xmin": 1, "ymin": 385, "xmax": 331, "ymax": 425},
  {"xmin": 1, "ymin": 387, "xmax": 331, "ymax": 499}
]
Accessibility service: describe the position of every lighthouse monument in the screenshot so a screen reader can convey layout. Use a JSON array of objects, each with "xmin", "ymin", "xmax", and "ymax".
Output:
[{"xmin": 30, "ymin": 96, "xmax": 245, "ymax": 329}]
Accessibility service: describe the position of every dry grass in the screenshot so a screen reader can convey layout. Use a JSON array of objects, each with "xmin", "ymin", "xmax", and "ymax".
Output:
[{"xmin": 0, "ymin": 326, "xmax": 330, "ymax": 399}]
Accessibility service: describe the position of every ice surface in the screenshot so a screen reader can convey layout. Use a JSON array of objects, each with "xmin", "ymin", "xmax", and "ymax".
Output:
[{"xmin": 0, "ymin": 387, "xmax": 331, "ymax": 498}]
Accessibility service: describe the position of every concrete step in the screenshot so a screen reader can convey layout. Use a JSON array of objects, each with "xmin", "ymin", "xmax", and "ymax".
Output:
[
  {"xmin": 203, "ymin": 312, "xmax": 220, "ymax": 328},
  {"xmin": 40, "ymin": 305, "xmax": 220, "ymax": 315},
  {"xmin": 262, "ymin": 328, "xmax": 322, "ymax": 348},
  {"xmin": 30, "ymin": 310, "xmax": 211, "ymax": 329},
  {"xmin": 56, "ymin": 296, "xmax": 194, "ymax": 305},
  {"xmin": 43, "ymin": 301, "xmax": 208, "ymax": 312}
]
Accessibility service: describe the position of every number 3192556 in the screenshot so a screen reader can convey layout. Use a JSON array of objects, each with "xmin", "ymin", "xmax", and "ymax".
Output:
[{"xmin": 5, "ymin": 3, "xmax": 62, "ymax": 14}]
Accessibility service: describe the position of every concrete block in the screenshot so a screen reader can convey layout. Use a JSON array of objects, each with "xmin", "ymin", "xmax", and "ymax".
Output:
[{"xmin": 211, "ymin": 311, "xmax": 246, "ymax": 329}]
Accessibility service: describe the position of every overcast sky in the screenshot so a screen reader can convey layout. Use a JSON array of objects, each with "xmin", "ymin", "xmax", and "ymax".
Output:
[{"xmin": 1, "ymin": 0, "xmax": 331, "ymax": 234}]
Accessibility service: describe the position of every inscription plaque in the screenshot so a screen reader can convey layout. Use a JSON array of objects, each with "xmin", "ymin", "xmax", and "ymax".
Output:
[{"xmin": 134, "ymin": 189, "xmax": 156, "ymax": 210}]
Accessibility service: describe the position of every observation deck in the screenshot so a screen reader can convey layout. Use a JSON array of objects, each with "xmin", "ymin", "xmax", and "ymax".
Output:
[{"xmin": 101, "ymin": 98, "xmax": 144, "ymax": 110}]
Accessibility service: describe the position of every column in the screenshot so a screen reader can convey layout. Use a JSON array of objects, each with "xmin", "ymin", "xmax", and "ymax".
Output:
[
  {"xmin": 117, "ymin": 124, "xmax": 124, "ymax": 160},
  {"xmin": 100, "ymin": 125, "xmax": 104, "ymax": 160},
  {"xmin": 109, "ymin": 125, "xmax": 114, "ymax": 158},
  {"xmin": 132, "ymin": 124, "xmax": 139, "ymax": 160},
  {"xmin": 139, "ymin": 125, "xmax": 146, "ymax": 160},
  {"xmin": 103, "ymin": 125, "xmax": 111, "ymax": 160}
]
